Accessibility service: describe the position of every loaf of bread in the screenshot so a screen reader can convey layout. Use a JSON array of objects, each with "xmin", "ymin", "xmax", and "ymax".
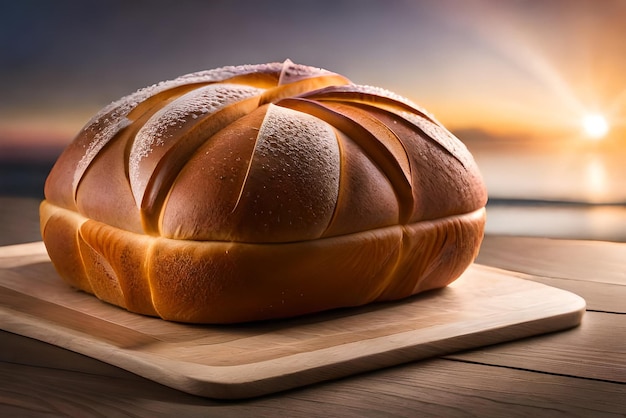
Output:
[{"xmin": 40, "ymin": 60, "xmax": 487, "ymax": 323}]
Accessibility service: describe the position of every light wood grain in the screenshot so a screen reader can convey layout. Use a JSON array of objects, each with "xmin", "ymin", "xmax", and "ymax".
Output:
[
  {"xmin": 2, "ymin": 198, "xmax": 624, "ymax": 415},
  {"xmin": 504, "ymin": 275, "xmax": 625, "ymax": 313},
  {"xmin": 477, "ymin": 236, "xmax": 626, "ymax": 313},
  {"xmin": 446, "ymin": 311, "xmax": 626, "ymax": 383},
  {"xmin": 2, "ymin": 353, "xmax": 624, "ymax": 418},
  {"xmin": 477, "ymin": 235, "xmax": 626, "ymax": 286},
  {"xmin": 0, "ymin": 242, "xmax": 585, "ymax": 399},
  {"xmin": 0, "ymin": 329, "xmax": 140, "ymax": 380}
]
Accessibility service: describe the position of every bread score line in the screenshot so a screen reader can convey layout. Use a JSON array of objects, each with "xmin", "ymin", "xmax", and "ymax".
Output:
[{"xmin": 40, "ymin": 60, "xmax": 488, "ymax": 323}]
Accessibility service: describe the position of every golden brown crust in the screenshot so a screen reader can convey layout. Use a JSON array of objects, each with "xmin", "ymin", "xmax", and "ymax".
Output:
[
  {"xmin": 41, "ymin": 200, "xmax": 485, "ymax": 323},
  {"xmin": 41, "ymin": 60, "xmax": 488, "ymax": 323}
]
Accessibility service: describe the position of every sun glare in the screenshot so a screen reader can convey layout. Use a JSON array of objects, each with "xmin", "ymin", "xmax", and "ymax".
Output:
[{"xmin": 582, "ymin": 114, "xmax": 609, "ymax": 139}]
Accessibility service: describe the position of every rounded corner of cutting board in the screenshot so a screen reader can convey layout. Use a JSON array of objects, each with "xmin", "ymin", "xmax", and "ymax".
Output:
[{"xmin": 0, "ymin": 242, "xmax": 594, "ymax": 400}]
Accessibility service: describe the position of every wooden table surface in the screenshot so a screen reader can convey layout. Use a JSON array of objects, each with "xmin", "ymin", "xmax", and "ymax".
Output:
[{"xmin": 1, "ymin": 197, "xmax": 625, "ymax": 417}]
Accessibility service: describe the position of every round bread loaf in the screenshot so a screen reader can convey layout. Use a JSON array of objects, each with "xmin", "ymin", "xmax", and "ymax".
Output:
[{"xmin": 40, "ymin": 60, "xmax": 487, "ymax": 323}]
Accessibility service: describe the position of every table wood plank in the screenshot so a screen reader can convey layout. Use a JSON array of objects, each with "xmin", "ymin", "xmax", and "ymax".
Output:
[
  {"xmin": 2, "ymin": 353, "xmax": 624, "ymax": 417},
  {"xmin": 478, "ymin": 235, "xmax": 626, "ymax": 286},
  {"xmin": 505, "ymin": 275, "xmax": 625, "ymax": 313},
  {"xmin": 446, "ymin": 311, "xmax": 626, "ymax": 383},
  {"xmin": 0, "ymin": 330, "xmax": 136, "ymax": 380},
  {"xmin": 0, "ymin": 241, "xmax": 587, "ymax": 399},
  {"xmin": 1, "ymin": 193, "xmax": 625, "ymax": 415}
]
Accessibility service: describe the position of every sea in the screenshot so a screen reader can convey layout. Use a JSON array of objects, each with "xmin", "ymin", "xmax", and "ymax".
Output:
[
  {"xmin": 469, "ymin": 137, "xmax": 626, "ymax": 242},
  {"xmin": 1, "ymin": 138, "xmax": 625, "ymax": 245}
]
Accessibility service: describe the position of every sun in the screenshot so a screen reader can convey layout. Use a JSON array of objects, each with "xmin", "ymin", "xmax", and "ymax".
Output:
[{"xmin": 582, "ymin": 114, "xmax": 609, "ymax": 139}]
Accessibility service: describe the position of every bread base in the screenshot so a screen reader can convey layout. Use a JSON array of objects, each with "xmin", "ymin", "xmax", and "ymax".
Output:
[{"xmin": 40, "ymin": 200, "xmax": 486, "ymax": 324}]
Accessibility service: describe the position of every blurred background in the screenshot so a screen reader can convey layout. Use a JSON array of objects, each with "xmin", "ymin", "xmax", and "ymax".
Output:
[{"xmin": 1, "ymin": 0, "xmax": 625, "ymax": 245}]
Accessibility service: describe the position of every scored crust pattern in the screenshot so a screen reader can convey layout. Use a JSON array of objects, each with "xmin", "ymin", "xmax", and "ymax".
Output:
[{"xmin": 40, "ymin": 60, "xmax": 488, "ymax": 323}]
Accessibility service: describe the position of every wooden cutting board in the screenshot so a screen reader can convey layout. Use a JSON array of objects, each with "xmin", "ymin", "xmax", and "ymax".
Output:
[{"xmin": 0, "ymin": 241, "xmax": 585, "ymax": 399}]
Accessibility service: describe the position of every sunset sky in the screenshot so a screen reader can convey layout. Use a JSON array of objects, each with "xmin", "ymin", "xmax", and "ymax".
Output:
[{"xmin": 2, "ymin": 0, "xmax": 626, "ymax": 154}]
